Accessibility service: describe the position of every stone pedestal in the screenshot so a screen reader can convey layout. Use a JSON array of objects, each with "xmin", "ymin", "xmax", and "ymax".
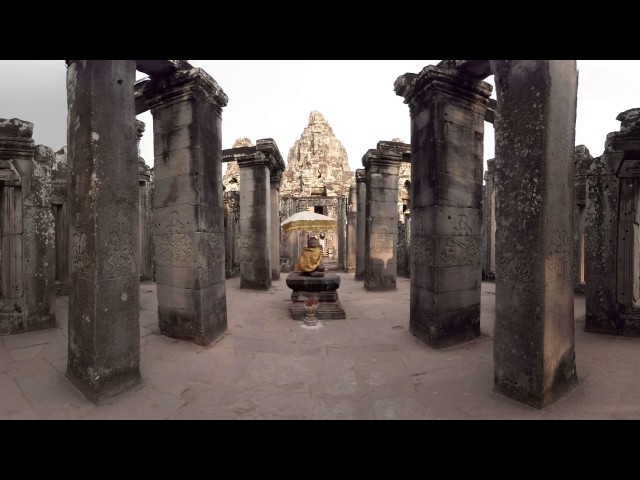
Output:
[
  {"xmin": 491, "ymin": 60, "xmax": 578, "ymax": 408},
  {"xmin": 286, "ymin": 272, "xmax": 346, "ymax": 320},
  {"xmin": 143, "ymin": 66, "xmax": 229, "ymax": 346},
  {"xmin": 65, "ymin": 60, "xmax": 141, "ymax": 402}
]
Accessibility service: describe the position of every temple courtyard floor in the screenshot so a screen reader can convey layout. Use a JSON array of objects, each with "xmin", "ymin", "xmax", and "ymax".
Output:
[{"xmin": 1, "ymin": 273, "xmax": 638, "ymax": 420}]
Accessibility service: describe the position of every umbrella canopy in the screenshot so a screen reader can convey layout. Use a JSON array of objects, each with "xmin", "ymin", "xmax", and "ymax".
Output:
[{"xmin": 281, "ymin": 211, "xmax": 337, "ymax": 234}]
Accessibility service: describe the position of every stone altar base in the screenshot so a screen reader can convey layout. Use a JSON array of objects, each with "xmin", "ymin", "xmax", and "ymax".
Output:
[{"xmin": 286, "ymin": 272, "xmax": 346, "ymax": 320}]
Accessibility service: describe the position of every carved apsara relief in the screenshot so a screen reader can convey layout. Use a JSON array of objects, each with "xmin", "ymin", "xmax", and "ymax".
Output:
[
  {"xmin": 499, "ymin": 235, "xmax": 534, "ymax": 284},
  {"xmin": 441, "ymin": 214, "xmax": 479, "ymax": 265},
  {"xmin": 71, "ymin": 231, "xmax": 92, "ymax": 277},
  {"xmin": 104, "ymin": 231, "xmax": 135, "ymax": 278},
  {"xmin": 205, "ymin": 232, "xmax": 225, "ymax": 263},
  {"xmin": 411, "ymin": 237, "xmax": 432, "ymax": 266},
  {"xmin": 158, "ymin": 211, "xmax": 195, "ymax": 264},
  {"xmin": 546, "ymin": 229, "xmax": 571, "ymax": 282}
]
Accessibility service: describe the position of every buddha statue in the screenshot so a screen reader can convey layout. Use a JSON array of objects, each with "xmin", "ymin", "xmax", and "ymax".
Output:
[{"xmin": 293, "ymin": 236, "xmax": 325, "ymax": 277}]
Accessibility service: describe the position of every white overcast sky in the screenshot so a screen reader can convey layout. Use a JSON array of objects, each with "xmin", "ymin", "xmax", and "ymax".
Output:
[{"xmin": 1, "ymin": 60, "xmax": 639, "ymax": 175}]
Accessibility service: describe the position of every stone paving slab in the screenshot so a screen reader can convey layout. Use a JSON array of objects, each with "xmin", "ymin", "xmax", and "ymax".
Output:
[{"xmin": 1, "ymin": 273, "xmax": 639, "ymax": 420}]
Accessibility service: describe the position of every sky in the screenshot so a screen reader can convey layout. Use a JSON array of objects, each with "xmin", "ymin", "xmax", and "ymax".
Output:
[{"xmin": 2, "ymin": 60, "xmax": 640, "ymax": 176}]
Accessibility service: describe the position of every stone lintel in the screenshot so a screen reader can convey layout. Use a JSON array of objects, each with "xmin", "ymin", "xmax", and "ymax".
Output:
[
  {"xmin": 256, "ymin": 138, "xmax": 285, "ymax": 173},
  {"xmin": 0, "ymin": 118, "xmax": 34, "ymax": 138},
  {"xmin": 0, "ymin": 119, "xmax": 35, "ymax": 161},
  {"xmin": 441, "ymin": 59, "xmax": 492, "ymax": 79},
  {"xmin": 228, "ymin": 141, "xmax": 285, "ymax": 174},
  {"xmin": 234, "ymin": 151, "xmax": 267, "ymax": 169},
  {"xmin": 355, "ymin": 168, "xmax": 366, "ymax": 182},
  {"xmin": 135, "ymin": 60, "xmax": 192, "ymax": 77},
  {"xmin": 362, "ymin": 147, "xmax": 406, "ymax": 169},
  {"xmin": 606, "ymin": 131, "xmax": 640, "ymax": 177},
  {"xmin": 395, "ymin": 65, "xmax": 492, "ymax": 115},
  {"xmin": 142, "ymin": 68, "xmax": 228, "ymax": 113},
  {"xmin": 270, "ymin": 169, "xmax": 283, "ymax": 185},
  {"xmin": 376, "ymin": 140, "xmax": 410, "ymax": 155},
  {"xmin": 618, "ymin": 159, "xmax": 640, "ymax": 178},
  {"xmin": 0, "ymin": 137, "xmax": 34, "ymax": 161}
]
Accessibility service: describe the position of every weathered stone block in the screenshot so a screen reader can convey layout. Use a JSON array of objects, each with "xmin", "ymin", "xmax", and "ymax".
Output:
[
  {"xmin": 152, "ymin": 146, "xmax": 206, "ymax": 181},
  {"xmin": 2, "ymin": 234, "xmax": 23, "ymax": 299},
  {"xmin": 157, "ymin": 282, "xmax": 225, "ymax": 311},
  {"xmin": 154, "ymin": 174, "xmax": 219, "ymax": 208},
  {"xmin": 156, "ymin": 262, "xmax": 225, "ymax": 290},
  {"xmin": 158, "ymin": 288, "xmax": 227, "ymax": 346},
  {"xmin": 154, "ymin": 204, "xmax": 224, "ymax": 235}
]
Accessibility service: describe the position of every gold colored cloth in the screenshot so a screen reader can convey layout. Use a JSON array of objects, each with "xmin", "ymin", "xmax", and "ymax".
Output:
[{"xmin": 293, "ymin": 247, "xmax": 323, "ymax": 272}]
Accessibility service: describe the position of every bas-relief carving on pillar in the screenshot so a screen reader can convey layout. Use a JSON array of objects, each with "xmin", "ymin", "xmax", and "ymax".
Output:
[
  {"xmin": 411, "ymin": 215, "xmax": 433, "ymax": 266},
  {"xmin": 104, "ymin": 231, "xmax": 135, "ymax": 278},
  {"xmin": 546, "ymin": 229, "xmax": 571, "ymax": 282},
  {"xmin": 372, "ymin": 229, "xmax": 393, "ymax": 253},
  {"xmin": 499, "ymin": 233, "xmax": 534, "ymax": 284},
  {"xmin": 158, "ymin": 211, "xmax": 195, "ymax": 264},
  {"xmin": 71, "ymin": 231, "xmax": 92, "ymax": 278},
  {"xmin": 440, "ymin": 214, "xmax": 479, "ymax": 265},
  {"xmin": 206, "ymin": 233, "xmax": 225, "ymax": 263},
  {"xmin": 104, "ymin": 211, "xmax": 136, "ymax": 278}
]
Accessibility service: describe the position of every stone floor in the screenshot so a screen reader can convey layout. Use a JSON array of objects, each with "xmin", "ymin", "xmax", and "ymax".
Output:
[{"xmin": 1, "ymin": 273, "xmax": 638, "ymax": 420}]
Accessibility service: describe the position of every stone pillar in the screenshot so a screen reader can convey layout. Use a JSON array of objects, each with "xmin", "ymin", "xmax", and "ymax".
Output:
[
  {"xmin": 574, "ymin": 146, "xmax": 591, "ymax": 293},
  {"xmin": 223, "ymin": 191, "xmax": 240, "ymax": 278},
  {"xmin": 362, "ymin": 141, "xmax": 408, "ymax": 291},
  {"xmin": 395, "ymin": 65, "xmax": 491, "ymax": 348},
  {"xmin": 66, "ymin": 60, "xmax": 141, "ymax": 402},
  {"xmin": 491, "ymin": 60, "xmax": 578, "ymax": 408},
  {"xmin": 482, "ymin": 158, "xmax": 497, "ymax": 280},
  {"xmin": 0, "ymin": 119, "xmax": 56, "ymax": 334},
  {"xmin": 585, "ymin": 138, "xmax": 620, "ymax": 334},
  {"xmin": 586, "ymin": 109, "xmax": 640, "ymax": 336},
  {"xmin": 345, "ymin": 185, "xmax": 357, "ymax": 273},
  {"xmin": 137, "ymin": 120, "xmax": 154, "ymax": 281},
  {"xmin": 143, "ymin": 67, "xmax": 229, "ymax": 346},
  {"xmin": 27, "ymin": 146, "xmax": 57, "ymax": 331},
  {"xmin": 270, "ymin": 170, "xmax": 282, "ymax": 280},
  {"xmin": 226, "ymin": 139, "xmax": 285, "ymax": 290},
  {"xmin": 51, "ymin": 147, "xmax": 69, "ymax": 296},
  {"xmin": 354, "ymin": 169, "xmax": 366, "ymax": 281}
]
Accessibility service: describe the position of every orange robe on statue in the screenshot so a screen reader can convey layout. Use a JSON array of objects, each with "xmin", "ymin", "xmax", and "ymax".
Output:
[{"xmin": 294, "ymin": 246, "xmax": 323, "ymax": 273}]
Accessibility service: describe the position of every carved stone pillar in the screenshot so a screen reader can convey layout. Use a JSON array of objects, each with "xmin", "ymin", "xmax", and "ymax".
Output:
[
  {"xmin": 354, "ymin": 169, "xmax": 366, "ymax": 281},
  {"xmin": 395, "ymin": 65, "xmax": 491, "ymax": 348},
  {"xmin": 0, "ymin": 118, "xmax": 55, "ymax": 335},
  {"xmin": 144, "ymin": 67, "xmax": 229, "ymax": 346},
  {"xmin": 362, "ymin": 141, "xmax": 409, "ymax": 291},
  {"xmin": 270, "ymin": 169, "xmax": 283, "ymax": 280},
  {"xmin": 346, "ymin": 185, "xmax": 357, "ymax": 273},
  {"xmin": 66, "ymin": 60, "xmax": 141, "ymax": 402},
  {"xmin": 224, "ymin": 139, "xmax": 285, "ymax": 290},
  {"xmin": 491, "ymin": 60, "xmax": 578, "ymax": 408}
]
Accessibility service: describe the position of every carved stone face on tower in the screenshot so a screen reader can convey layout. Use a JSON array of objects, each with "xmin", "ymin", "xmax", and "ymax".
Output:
[{"xmin": 280, "ymin": 111, "xmax": 352, "ymax": 198}]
